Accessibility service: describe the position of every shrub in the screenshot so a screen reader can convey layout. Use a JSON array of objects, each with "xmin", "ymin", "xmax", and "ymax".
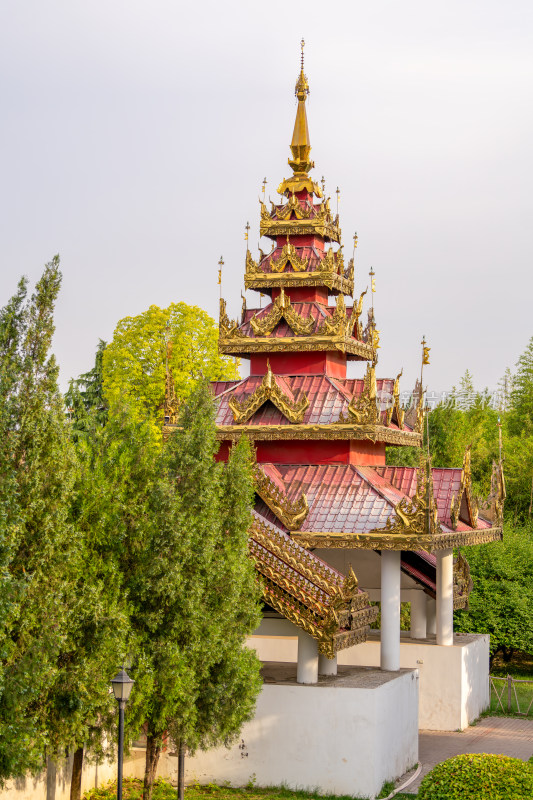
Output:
[
  {"xmin": 417, "ymin": 753, "xmax": 533, "ymax": 800},
  {"xmin": 83, "ymin": 777, "xmax": 175, "ymax": 799}
]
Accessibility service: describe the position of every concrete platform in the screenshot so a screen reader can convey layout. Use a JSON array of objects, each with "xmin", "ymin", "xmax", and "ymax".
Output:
[
  {"xmin": 183, "ymin": 662, "xmax": 419, "ymax": 799},
  {"xmin": 249, "ymin": 627, "xmax": 490, "ymax": 731}
]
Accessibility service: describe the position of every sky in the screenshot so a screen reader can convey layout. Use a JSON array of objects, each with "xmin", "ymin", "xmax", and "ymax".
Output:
[{"xmin": 1, "ymin": 1, "xmax": 532, "ymax": 397}]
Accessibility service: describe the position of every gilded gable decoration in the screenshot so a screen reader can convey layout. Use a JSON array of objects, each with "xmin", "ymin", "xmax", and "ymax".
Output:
[
  {"xmin": 219, "ymin": 298, "xmax": 245, "ymax": 339},
  {"xmin": 249, "ymin": 288, "xmax": 314, "ymax": 336},
  {"xmin": 270, "ymin": 237, "xmax": 309, "ymax": 272},
  {"xmin": 253, "ymin": 465, "xmax": 309, "ymax": 530},
  {"xmin": 380, "ymin": 452, "xmax": 442, "ymax": 538},
  {"xmin": 450, "ymin": 446, "xmax": 479, "ymax": 530},
  {"xmin": 479, "ymin": 459, "xmax": 505, "ymax": 527},
  {"xmin": 342, "ymin": 362, "xmax": 380, "ymax": 426},
  {"xmin": 316, "ymin": 294, "xmax": 356, "ymax": 338},
  {"xmin": 228, "ymin": 361, "xmax": 310, "ymax": 424}
]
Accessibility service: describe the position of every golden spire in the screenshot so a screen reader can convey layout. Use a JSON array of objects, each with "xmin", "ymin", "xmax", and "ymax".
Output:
[{"xmin": 278, "ymin": 40, "xmax": 322, "ymax": 198}]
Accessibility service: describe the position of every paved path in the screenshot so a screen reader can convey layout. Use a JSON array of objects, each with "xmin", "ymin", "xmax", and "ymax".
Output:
[{"xmin": 403, "ymin": 716, "xmax": 533, "ymax": 794}]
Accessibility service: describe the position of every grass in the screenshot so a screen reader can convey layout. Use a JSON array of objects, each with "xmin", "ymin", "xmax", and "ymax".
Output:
[
  {"xmin": 82, "ymin": 779, "xmax": 419, "ymax": 800},
  {"xmin": 490, "ymin": 650, "xmax": 533, "ymax": 717}
]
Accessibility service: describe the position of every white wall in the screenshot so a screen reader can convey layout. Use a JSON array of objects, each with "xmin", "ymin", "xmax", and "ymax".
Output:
[
  {"xmin": 249, "ymin": 630, "xmax": 490, "ymax": 731},
  {"xmin": 181, "ymin": 671, "xmax": 419, "ymax": 799}
]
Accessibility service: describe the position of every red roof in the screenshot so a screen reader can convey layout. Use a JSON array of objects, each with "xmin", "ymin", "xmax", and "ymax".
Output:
[
  {"xmin": 259, "ymin": 244, "xmax": 325, "ymax": 273},
  {"xmin": 213, "ymin": 375, "xmax": 398, "ymax": 428},
  {"xmin": 253, "ymin": 463, "xmax": 490, "ymax": 536},
  {"xmin": 240, "ymin": 301, "xmax": 357, "ymax": 340}
]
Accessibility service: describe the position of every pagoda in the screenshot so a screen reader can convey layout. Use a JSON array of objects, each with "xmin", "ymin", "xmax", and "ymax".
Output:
[
  {"xmin": 167, "ymin": 45, "xmax": 506, "ymax": 797},
  {"xmin": 207, "ymin": 44, "xmax": 504, "ymax": 686}
]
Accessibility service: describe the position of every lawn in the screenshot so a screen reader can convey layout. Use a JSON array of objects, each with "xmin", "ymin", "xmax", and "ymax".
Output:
[
  {"xmin": 490, "ymin": 650, "xmax": 533, "ymax": 716},
  {"xmin": 82, "ymin": 779, "xmax": 416, "ymax": 800}
]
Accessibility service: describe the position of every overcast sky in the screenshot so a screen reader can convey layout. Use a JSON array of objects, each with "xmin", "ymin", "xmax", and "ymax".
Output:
[{"xmin": 1, "ymin": 1, "xmax": 532, "ymax": 397}]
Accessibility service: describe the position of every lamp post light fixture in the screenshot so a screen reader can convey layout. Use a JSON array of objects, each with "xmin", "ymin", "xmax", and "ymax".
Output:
[{"xmin": 111, "ymin": 668, "xmax": 134, "ymax": 800}]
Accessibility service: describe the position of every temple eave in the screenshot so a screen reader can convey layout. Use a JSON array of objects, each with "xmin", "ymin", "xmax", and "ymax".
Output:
[
  {"xmin": 218, "ymin": 337, "xmax": 375, "ymax": 358},
  {"xmin": 216, "ymin": 424, "xmax": 421, "ymax": 446},
  {"xmin": 244, "ymin": 273, "xmax": 353, "ymax": 295},
  {"xmin": 291, "ymin": 527, "xmax": 503, "ymax": 552}
]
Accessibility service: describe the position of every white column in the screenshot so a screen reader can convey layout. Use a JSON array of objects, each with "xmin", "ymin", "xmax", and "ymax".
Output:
[
  {"xmin": 297, "ymin": 630, "xmax": 319, "ymax": 684},
  {"xmin": 380, "ymin": 550, "xmax": 401, "ymax": 671},
  {"xmin": 318, "ymin": 653, "xmax": 337, "ymax": 676},
  {"xmin": 426, "ymin": 597, "xmax": 436, "ymax": 635},
  {"xmin": 436, "ymin": 548, "xmax": 454, "ymax": 646},
  {"xmin": 410, "ymin": 591, "xmax": 427, "ymax": 639}
]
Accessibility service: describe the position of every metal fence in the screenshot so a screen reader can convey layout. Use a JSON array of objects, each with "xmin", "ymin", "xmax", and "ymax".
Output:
[{"xmin": 490, "ymin": 674, "xmax": 533, "ymax": 716}]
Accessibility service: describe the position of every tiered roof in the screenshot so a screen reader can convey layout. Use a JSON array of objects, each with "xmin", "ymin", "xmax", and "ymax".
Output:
[{"xmin": 203, "ymin": 47, "xmax": 504, "ymax": 646}]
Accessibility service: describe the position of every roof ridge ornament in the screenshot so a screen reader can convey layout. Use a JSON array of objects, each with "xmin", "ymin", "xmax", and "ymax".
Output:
[
  {"xmin": 249, "ymin": 288, "xmax": 314, "ymax": 336},
  {"xmin": 228, "ymin": 361, "xmax": 310, "ymax": 424},
  {"xmin": 278, "ymin": 41, "xmax": 323, "ymax": 198},
  {"xmin": 450, "ymin": 445, "xmax": 480, "ymax": 530}
]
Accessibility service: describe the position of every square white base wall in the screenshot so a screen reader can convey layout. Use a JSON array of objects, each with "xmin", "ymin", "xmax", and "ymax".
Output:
[
  {"xmin": 248, "ymin": 631, "xmax": 489, "ymax": 731},
  {"xmin": 181, "ymin": 664, "xmax": 419, "ymax": 800}
]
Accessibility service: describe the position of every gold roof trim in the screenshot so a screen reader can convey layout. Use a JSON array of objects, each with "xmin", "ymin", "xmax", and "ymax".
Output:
[
  {"xmin": 386, "ymin": 370, "xmax": 405, "ymax": 429},
  {"xmin": 259, "ymin": 216, "xmax": 341, "ymax": 243},
  {"xmin": 270, "ymin": 195, "xmax": 315, "ymax": 222},
  {"xmin": 337, "ymin": 362, "xmax": 380, "ymax": 427},
  {"xmin": 216, "ymin": 421, "xmax": 422, "ymax": 446},
  {"xmin": 479, "ymin": 458, "xmax": 505, "ymax": 527},
  {"xmin": 249, "ymin": 289, "xmax": 314, "ymax": 336},
  {"xmin": 291, "ymin": 527, "xmax": 503, "ymax": 552},
  {"xmin": 249, "ymin": 516, "xmax": 377, "ymax": 657},
  {"xmin": 218, "ymin": 333, "xmax": 375, "ymax": 359},
  {"xmin": 253, "ymin": 464, "xmax": 309, "ymax": 531},
  {"xmin": 228, "ymin": 362, "xmax": 310, "ymax": 424}
]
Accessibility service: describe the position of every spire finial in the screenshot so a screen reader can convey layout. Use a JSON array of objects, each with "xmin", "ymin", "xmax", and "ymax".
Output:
[{"xmin": 301, "ymin": 38, "xmax": 305, "ymax": 71}]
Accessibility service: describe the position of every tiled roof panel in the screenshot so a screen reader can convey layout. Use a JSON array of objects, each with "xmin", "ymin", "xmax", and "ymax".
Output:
[{"xmin": 215, "ymin": 375, "xmax": 397, "ymax": 427}]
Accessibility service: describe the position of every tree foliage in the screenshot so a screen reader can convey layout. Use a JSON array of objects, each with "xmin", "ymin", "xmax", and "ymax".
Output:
[
  {"xmin": 114, "ymin": 382, "xmax": 262, "ymax": 800},
  {"xmin": 102, "ymin": 303, "xmax": 239, "ymax": 436}
]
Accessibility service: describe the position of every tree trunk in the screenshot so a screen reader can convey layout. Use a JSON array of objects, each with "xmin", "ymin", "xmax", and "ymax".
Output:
[
  {"xmin": 70, "ymin": 747, "xmax": 84, "ymax": 800},
  {"xmin": 177, "ymin": 742, "xmax": 185, "ymax": 800},
  {"xmin": 143, "ymin": 734, "xmax": 162, "ymax": 800}
]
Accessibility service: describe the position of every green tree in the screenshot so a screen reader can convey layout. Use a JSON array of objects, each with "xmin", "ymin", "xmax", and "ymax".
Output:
[
  {"xmin": 508, "ymin": 336, "xmax": 533, "ymax": 436},
  {"xmin": 454, "ymin": 524, "xmax": 533, "ymax": 661},
  {"xmin": 0, "ymin": 259, "xmax": 79, "ymax": 780},
  {"xmin": 102, "ymin": 304, "xmax": 239, "ymax": 437},
  {"xmin": 65, "ymin": 339, "xmax": 108, "ymax": 436},
  {"xmin": 115, "ymin": 381, "xmax": 262, "ymax": 800}
]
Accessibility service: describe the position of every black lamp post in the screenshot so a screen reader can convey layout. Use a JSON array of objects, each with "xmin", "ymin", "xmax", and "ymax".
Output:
[{"xmin": 111, "ymin": 668, "xmax": 134, "ymax": 800}]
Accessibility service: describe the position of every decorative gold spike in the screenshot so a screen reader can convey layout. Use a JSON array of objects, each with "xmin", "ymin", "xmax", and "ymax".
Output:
[
  {"xmin": 450, "ymin": 445, "xmax": 479, "ymax": 530},
  {"xmin": 380, "ymin": 451, "xmax": 442, "ymax": 537},
  {"xmin": 269, "ymin": 238, "xmax": 309, "ymax": 272}
]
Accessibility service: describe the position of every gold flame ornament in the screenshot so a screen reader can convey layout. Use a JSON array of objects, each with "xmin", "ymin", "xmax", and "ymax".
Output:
[
  {"xmin": 370, "ymin": 267, "xmax": 376, "ymax": 293},
  {"xmin": 422, "ymin": 336, "xmax": 430, "ymax": 365}
]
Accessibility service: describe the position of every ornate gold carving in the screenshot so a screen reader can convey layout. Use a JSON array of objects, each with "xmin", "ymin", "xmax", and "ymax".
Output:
[
  {"xmin": 216, "ymin": 421, "xmax": 422, "ymax": 446},
  {"xmin": 291, "ymin": 526, "xmax": 503, "ymax": 552},
  {"xmin": 453, "ymin": 551, "xmax": 473, "ymax": 610},
  {"xmin": 219, "ymin": 332, "xmax": 374, "ymax": 359},
  {"xmin": 219, "ymin": 298, "xmax": 246, "ymax": 339},
  {"xmin": 479, "ymin": 459, "xmax": 505, "ymax": 527},
  {"xmin": 379, "ymin": 452, "xmax": 442, "ymax": 538},
  {"xmin": 450, "ymin": 446, "xmax": 479, "ymax": 530},
  {"xmin": 245, "ymin": 249, "xmax": 259, "ymax": 275},
  {"xmin": 253, "ymin": 465, "xmax": 309, "ymax": 531},
  {"xmin": 248, "ymin": 289, "xmax": 315, "ymax": 336},
  {"xmin": 338, "ymin": 362, "xmax": 379, "ymax": 426},
  {"xmin": 386, "ymin": 369, "xmax": 405, "ymax": 429},
  {"xmin": 272, "ymin": 194, "xmax": 315, "ymax": 221},
  {"xmin": 244, "ymin": 268, "xmax": 353, "ymax": 296},
  {"xmin": 259, "ymin": 217, "xmax": 341, "ymax": 244},
  {"xmin": 249, "ymin": 516, "xmax": 377, "ymax": 656},
  {"xmin": 228, "ymin": 362, "xmax": 310, "ymax": 424},
  {"xmin": 270, "ymin": 239, "xmax": 309, "ymax": 273}
]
